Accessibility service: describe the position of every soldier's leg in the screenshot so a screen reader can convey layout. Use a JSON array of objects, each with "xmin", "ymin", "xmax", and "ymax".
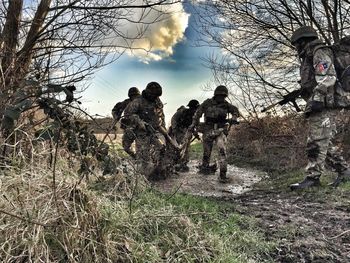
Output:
[
  {"xmin": 147, "ymin": 132, "xmax": 168, "ymax": 179},
  {"xmin": 182, "ymin": 144, "xmax": 190, "ymax": 166},
  {"xmin": 177, "ymin": 129, "xmax": 190, "ymax": 170},
  {"xmin": 305, "ymin": 111, "xmax": 336, "ymax": 179},
  {"xmin": 122, "ymin": 128, "xmax": 136, "ymax": 158},
  {"xmin": 216, "ymin": 132, "xmax": 228, "ymax": 180},
  {"xmin": 202, "ymin": 131, "xmax": 214, "ymax": 168},
  {"xmin": 291, "ymin": 111, "xmax": 333, "ymax": 190},
  {"xmin": 325, "ymin": 111, "xmax": 349, "ymax": 186},
  {"xmin": 135, "ymin": 132, "xmax": 153, "ymax": 176},
  {"xmin": 323, "ymin": 111, "xmax": 348, "ymax": 171}
]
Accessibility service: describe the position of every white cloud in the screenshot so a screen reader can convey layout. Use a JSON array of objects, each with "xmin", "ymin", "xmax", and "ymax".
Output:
[{"xmin": 125, "ymin": 3, "xmax": 190, "ymax": 63}]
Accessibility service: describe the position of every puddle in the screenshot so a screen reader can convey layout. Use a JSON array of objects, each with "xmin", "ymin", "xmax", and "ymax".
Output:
[{"xmin": 153, "ymin": 160, "xmax": 266, "ymax": 198}]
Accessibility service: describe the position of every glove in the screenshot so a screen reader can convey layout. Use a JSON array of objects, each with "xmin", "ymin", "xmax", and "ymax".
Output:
[
  {"xmin": 305, "ymin": 100, "xmax": 324, "ymax": 117},
  {"xmin": 229, "ymin": 119, "xmax": 239, "ymax": 125}
]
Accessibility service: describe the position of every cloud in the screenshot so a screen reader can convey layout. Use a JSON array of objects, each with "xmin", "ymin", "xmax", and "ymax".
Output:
[{"xmin": 125, "ymin": 3, "xmax": 190, "ymax": 63}]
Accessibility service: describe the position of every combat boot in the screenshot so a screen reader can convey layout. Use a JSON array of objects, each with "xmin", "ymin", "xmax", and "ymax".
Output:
[
  {"xmin": 328, "ymin": 168, "xmax": 350, "ymax": 187},
  {"xmin": 218, "ymin": 170, "xmax": 229, "ymax": 183},
  {"xmin": 175, "ymin": 164, "xmax": 190, "ymax": 172},
  {"xmin": 179, "ymin": 164, "xmax": 190, "ymax": 172},
  {"xmin": 290, "ymin": 177, "xmax": 320, "ymax": 191},
  {"xmin": 198, "ymin": 164, "xmax": 217, "ymax": 175}
]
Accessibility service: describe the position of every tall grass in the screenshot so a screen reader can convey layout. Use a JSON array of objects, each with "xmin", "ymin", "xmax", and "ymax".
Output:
[{"xmin": 0, "ymin": 157, "xmax": 274, "ymax": 262}]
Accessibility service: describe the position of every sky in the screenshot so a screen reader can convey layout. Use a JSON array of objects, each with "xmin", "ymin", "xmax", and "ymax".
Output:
[{"xmin": 81, "ymin": 2, "xmax": 217, "ymax": 125}]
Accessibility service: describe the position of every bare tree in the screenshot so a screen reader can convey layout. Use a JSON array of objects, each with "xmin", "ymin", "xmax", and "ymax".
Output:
[
  {"xmin": 0, "ymin": 0, "xmax": 180, "ymax": 112},
  {"xmin": 193, "ymin": 0, "xmax": 350, "ymax": 116}
]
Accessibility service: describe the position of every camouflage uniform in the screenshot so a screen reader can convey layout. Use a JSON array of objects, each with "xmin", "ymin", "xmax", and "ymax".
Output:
[
  {"xmin": 112, "ymin": 88, "xmax": 140, "ymax": 158},
  {"xmin": 124, "ymin": 85, "xmax": 167, "ymax": 179},
  {"xmin": 192, "ymin": 93, "xmax": 239, "ymax": 180},
  {"xmin": 290, "ymin": 26, "xmax": 349, "ymax": 189},
  {"xmin": 169, "ymin": 102, "xmax": 199, "ymax": 171},
  {"xmin": 300, "ymin": 41, "xmax": 348, "ymax": 179}
]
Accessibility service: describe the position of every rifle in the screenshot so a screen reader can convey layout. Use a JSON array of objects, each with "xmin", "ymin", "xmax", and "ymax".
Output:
[
  {"xmin": 145, "ymin": 123, "xmax": 180, "ymax": 150},
  {"xmin": 261, "ymin": 89, "xmax": 302, "ymax": 113}
]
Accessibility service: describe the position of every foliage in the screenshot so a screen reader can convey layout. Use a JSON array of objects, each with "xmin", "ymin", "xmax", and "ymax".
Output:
[
  {"xmin": 0, "ymin": 160, "xmax": 275, "ymax": 263},
  {"xmin": 228, "ymin": 111, "xmax": 350, "ymax": 171},
  {"xmin": 0, "ymin": 78, "xmax": 118, "ymax": 175},
  {"xmin": 193, "ymin": 0, "xmax": 350, "ymax": 115},
  {"xmin": 228, "ymin": 114, "xmax": 309, "ymax": 171}
]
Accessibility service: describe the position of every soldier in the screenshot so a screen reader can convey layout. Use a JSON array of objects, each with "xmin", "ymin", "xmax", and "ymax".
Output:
[
  {"xmin": 124, "ymin": 82, "xmax": 167, "ymax": 179},
  {"xmin": 169, "ymin": 99, "xmax": 200, "ymax": 172},
  {"xmin": 111, "ymin": 87, "xmax": 140, "ymax": 158},
  {"xmin": 289, "ymin": 26, "xmax": 350, "ymax": 190},
  {"xmin": 189, "ymin": 85, "xmax": 239, "ymax": 183}
]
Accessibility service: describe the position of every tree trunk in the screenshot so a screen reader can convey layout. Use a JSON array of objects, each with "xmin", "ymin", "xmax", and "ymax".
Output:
[
  {"xmin": 15, "ymin": 0, "xmax": 52, "ymax": 83},
  {"xmin": 0, "ymin": 0, "xmax": 24, "ymax": 90}
]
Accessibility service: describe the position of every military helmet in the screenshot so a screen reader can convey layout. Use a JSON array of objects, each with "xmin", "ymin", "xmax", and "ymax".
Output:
[
  {"xmin": 214, "ymin": 85, "xmax": 229, "ymax": 96},
  {"xmin": 146, "ymin": 82, "xmax": 162, "ymax": 96},
  {"xmin": 290, "ymin": 26, "xmax": 318, "ymax": 46},
  {"xmin": 128, "ymin": 87, "xmax": 140, "ymax": 97},
  {"xmin": 187, "ymin": 99, "xmax": 200, "ymax": 108}
]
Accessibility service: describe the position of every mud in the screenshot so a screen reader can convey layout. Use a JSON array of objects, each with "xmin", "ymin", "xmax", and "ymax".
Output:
[
  {"xmin": 153, "ymin": 160, "xmax": 266, "ymax": 197},
  {"xmin": 231, "ymin": 189, "xmax": 350, "ymax": 262},
  {"xmin": 153, "ymin": 162, "xmax": 350, "ymax": 262}
]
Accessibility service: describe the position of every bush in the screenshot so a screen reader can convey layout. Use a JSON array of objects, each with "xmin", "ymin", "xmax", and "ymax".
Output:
[{"xmin": 228, "ymin": 111, "xmax": 350, "ymax": 172}]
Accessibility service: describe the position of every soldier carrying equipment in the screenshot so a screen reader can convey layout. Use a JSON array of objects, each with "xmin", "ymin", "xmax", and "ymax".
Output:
[
  {"xmin": 124, "ymin": 82, "xmax": 174, "ymax": 180},
  {"xmin": 112, "ymin": 87, "xmax": 140, "ymax": 121},
  {"xmin": 288, "ymin": 26, "xmax": 350, "ymax": 190},
  {"xmin": 169, "ymin": 99, "xmax": 200, "ymax": 172},
  {"xmin": 189, "ymin": 85, "xmax": 240, "ymax": 183},
  {"xmin": 111, "ymin": 87, "xmax": 140, "ymax": 158}
]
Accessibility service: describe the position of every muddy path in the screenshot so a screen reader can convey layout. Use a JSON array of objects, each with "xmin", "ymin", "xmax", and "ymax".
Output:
[
  {"xmin": 231, "ymin": 188, "xmax": 350, "ymax": 262},
  {"xmin": 153, "ymin": 160, "xmax": 266, "ymax": 198},
  {"xmin": 153, "ymin": 161, "xmax": 350, "ymax": 262}
]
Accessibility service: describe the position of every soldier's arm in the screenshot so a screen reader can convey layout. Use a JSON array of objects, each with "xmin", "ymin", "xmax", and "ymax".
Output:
[
  {"xmin": 156, "ymin": 99, "xmax": 166, "ymax": 129},
  {"xmin": 228, "ymin": 103, "xmax": 240, "ymax": 119},
  {"xmin": 313, "ymin": 48, "xmax": 337, "ymax": 97},
  {"xmin": 191, "ymin": 102, "xmax": 205, "ymax": 127}
]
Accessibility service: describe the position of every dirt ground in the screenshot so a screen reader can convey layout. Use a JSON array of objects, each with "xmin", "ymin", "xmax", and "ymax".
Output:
[
  {"xmin": 153, "ymin": 161, "xmax": 350, "ymax": 263},
  {"xmin": 153, "ymin": 160, "xmax": 265, "ymax": 197}
]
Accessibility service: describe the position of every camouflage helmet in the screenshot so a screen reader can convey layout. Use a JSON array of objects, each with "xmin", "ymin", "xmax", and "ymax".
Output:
[
  {"xmin": 290, "ymin": 26, "xmax": 318, "ymax": 46},
  {"xmin": 187, "ymin": 99, "xmax": 200, "ymax": 109},
  {"xmin": 214, "ymin": 85, "xmax": 228, "ymax": 96},
  {"xmin": 146, "ymin": 82, "xmax": 162, "ymax": 96},
  {"xmin": 128, "ymin": 87, "xmax": 140, "ymax": 97}
]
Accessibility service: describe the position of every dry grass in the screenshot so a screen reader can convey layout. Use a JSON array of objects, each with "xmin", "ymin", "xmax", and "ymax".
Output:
[
  {"xmin": 0, "ymin": 123, "xmax": 278, "ymax": 263},
  {"xmin": 229, "ymin": 111, "xmax": 350, "ymax": 171},
  {"xmin": 229, "ymin": 114, "xmax": 308, "ymax": 171},
  {"xmin": 0, "ymin": 144, "xmax": 236, "ymax": 262},
  {"xmin": 0, "ymin": 161, "xmax": 235, "ymax": 262}
]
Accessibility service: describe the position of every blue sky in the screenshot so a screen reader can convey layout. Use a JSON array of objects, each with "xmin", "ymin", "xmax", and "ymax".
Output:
[{"xmin": 81, "ymin": 3, "xmax": 217, "ymax": 125}]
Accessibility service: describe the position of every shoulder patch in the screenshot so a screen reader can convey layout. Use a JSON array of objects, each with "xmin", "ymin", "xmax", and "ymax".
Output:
[{"xmin": 316, "ymin": 61, "xmax": 329, "ymax": 74}]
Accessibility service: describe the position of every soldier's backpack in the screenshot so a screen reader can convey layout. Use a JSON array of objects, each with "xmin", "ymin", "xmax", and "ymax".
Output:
[{"xmin": 332, "ymin": 35, "xmax": 350, "ymax": 91}]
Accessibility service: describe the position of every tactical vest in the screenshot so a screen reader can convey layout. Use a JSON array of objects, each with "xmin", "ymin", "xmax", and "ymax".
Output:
[
  {"xmin": 138, "ymin": 97, "xmax": 164, "ymax": 128},
  {"xmin": 203, "ymin": 99, "xmax": 230, "ymax": 125},
  {"xmin": 301, "ymin": 40, "xmax": 350, "ymax": 108},
  {"xmin": 300, "ymin": 40, "xmax": 324, "ymax": 100},
  {"xmin": 332, "ymin": 36, "xmax": 350, "ymax": 91},
  {"xmin": 178, "ymin": 108, "xmax": 195, "ymax": 128}
]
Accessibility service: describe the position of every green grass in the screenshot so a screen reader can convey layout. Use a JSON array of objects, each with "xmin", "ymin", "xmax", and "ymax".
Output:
[
  {"xmin": 189, "ymin": 142, "xmax": 203, "ymax": 160},
  {"xmin": 99, "ymin": 189, "xmax": 275, "ymax": 262}
]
